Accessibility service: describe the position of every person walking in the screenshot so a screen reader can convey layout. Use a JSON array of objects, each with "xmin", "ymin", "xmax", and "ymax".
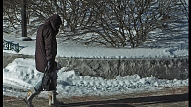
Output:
[{"xmin": 26, "ymin": 14, "xmax": 63, "ymax": 107}]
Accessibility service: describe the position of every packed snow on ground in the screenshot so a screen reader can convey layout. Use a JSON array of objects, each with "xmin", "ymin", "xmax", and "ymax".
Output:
[
  {"xmin": 3, "ymin": 30, "xmax": 188, "ymax": 98},
  {"xmin": 3, "ymin": 0, "xmax": 188, "ymax": 98},
  {"xmin": 3, "ymin": 58, "xmax": 188, "ymax": 98}
]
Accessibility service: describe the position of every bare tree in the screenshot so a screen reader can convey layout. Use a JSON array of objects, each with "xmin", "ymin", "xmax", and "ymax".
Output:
[
  {"xmin": 3, "ymin": 0, "xmax": 22, "ymax": 33},
  {"xmin": 58, "ymin": 0, "xmax": 188, "ymax": 48},
  {"xmin": 3, "ymin": 0, "xmax": 188, "ymax": 48},
  {"xmin": 21, "ymin": 0, "xmax": 27, "ymax": 37}
]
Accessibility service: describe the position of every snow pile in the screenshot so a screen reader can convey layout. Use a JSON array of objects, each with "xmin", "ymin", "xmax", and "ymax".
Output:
[{"xmin": 3, "ymin": 58, "xmax": 188, "ymax": 98}]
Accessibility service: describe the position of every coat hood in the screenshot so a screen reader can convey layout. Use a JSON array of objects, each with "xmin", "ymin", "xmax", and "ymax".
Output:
[{"xmin": 45, "ymin": 14, "xmax": 62, "ymax": 31}]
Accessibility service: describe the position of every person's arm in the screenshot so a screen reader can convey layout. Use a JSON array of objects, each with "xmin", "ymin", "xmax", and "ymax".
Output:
[
  {"xmin": 43, "ymin": 28, "xmax": 53, "ymax": 71},
  {"xmin": 44, "ymin": 28, "xmax": 53, "ymax": 61}
]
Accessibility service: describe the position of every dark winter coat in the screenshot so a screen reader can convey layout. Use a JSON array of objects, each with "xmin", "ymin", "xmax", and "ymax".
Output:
[{"xmin": 35, "ymin": 14, "xmax": 62, "ymax": 72}]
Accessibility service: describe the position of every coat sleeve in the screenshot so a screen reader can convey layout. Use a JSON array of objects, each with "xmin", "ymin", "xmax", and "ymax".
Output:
[{"xmin": 43, "ymin": 28, "xmax": 53, "ymax": 61}]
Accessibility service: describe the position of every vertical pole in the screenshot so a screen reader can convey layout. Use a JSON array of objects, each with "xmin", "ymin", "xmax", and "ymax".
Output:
[{"xmin": 21, "ymin": 0, "xmax": 27, "ymax": 37}]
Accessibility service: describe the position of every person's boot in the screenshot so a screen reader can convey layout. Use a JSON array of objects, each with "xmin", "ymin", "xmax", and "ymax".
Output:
[
  {"xmin": 48, "ymin": 91, "xmax": 64, "ymax": 106},
  {"xmin": 26, "ymin": 88, "xmax": 39, "ymax": 107}
]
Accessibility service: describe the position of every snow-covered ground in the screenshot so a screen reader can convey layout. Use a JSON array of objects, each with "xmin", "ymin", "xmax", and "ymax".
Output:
[
  {"xmin": 3, "ymin": 28, "xmax": 188, "ymax": 99},
  {"xmin": 3, "ymin": 0, "xmax": 189, "ymax": 99},
  {"xmin": 3, "ymin": 57, "xmax": 189, "ymax": 99},
  {"xmin": 3, "ymin": 31, "xmax": 188, "ymax": 59}
]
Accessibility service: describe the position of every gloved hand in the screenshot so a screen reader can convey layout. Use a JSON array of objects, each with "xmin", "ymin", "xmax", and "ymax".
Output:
[{"xmin": 45, "ymin": 60, "xmax": 52, "ymax": 72}]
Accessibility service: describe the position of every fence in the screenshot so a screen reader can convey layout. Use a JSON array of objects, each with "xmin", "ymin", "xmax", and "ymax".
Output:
[{"xmin": 3, "ymin": 39, "xmax": 21, "ymax": 53}]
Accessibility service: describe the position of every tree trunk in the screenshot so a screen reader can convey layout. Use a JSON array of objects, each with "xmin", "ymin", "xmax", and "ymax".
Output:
[{"xmin": 21, "ymin": 0, "xmax": 27, "ymax": 37}]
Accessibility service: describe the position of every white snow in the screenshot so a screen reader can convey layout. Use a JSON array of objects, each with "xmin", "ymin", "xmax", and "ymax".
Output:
[
  {"xmin": 3, "ymin": 57, "xmax": 189, "ymax": 98},
  {"xmin": 3, "ymin": 33, "xmax": 188, "ymax": 59},
  {"xmin": 3, "ymin": 0, "xmax": 188, "ymax": 98},
  {"xmin": 3, "ymin": 31, "xmax": 189, "ymax": 99}
]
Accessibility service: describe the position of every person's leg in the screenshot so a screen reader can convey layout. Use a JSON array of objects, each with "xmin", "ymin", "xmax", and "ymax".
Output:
[
  {"xmin": 34, "ymin": 80, "xmax": 43, "ymax": 92},
  {"xmin": 27, "ymin": 80, "xmax": 43, "ymax": 107},
  {"xmin": 48, "ymin": 70, "xmax": 64, "ymax": 106}
]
